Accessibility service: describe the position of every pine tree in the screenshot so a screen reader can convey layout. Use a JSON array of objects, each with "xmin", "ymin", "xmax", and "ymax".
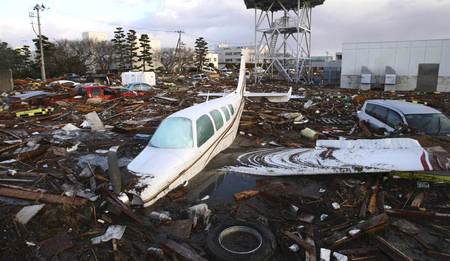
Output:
[
  {"xmin": 32, "ymin": 35, "xmax": 56, "ymax": 77},
  {"xmin": 138, "ymin": 34, "xmax": 153, "ymax": 72},
  {"xmin": 194, "ymin": 37, "xmax": 208, "ymax": 72},
  {"xmin": 111, "ymin": 27, "xmax": 127, "ymax": 72},
  {"xmin": 126, "ymin": 29, "xmax": 139, "ymax": 71}
]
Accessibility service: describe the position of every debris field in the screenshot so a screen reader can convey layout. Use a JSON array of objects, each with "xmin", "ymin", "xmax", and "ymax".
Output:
[{"xmin": 0, "ymin": 77, "xmax": 449, "ymax": 260}]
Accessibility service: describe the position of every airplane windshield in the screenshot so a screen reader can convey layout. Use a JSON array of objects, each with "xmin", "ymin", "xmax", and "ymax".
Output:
[{"xmin": 149, "ymin": 117, "xmax": 193, "ymax": 148}]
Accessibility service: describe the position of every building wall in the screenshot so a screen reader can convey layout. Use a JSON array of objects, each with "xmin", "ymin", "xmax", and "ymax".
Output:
[
  {"xmin": 82, "ymin": 32, "xmax": 108, "ymax": 42},
  {"xmin": 205, "ymin": 53, "xmax": 219, "ymax": 68},
  {"xmin": 341, "ymin": 39, "xmax": 450, "ymax": 92},
  {"xmin": 216, "ymin": 44, "xmax": 255, "ymax": 67}
]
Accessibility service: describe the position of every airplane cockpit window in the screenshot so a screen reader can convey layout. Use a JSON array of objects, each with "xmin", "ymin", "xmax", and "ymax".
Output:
[{"xmin": 150, "ymin": 117, "xmax": 193, "ymax": 148}]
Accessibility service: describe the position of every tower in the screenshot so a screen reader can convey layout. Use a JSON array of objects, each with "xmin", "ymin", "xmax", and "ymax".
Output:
[{"xmin": 244, "ymin": 0, "xmax": 324, "ymax": 83}]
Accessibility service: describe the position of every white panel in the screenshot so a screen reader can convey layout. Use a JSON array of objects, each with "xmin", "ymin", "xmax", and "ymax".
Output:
[
  {"xmin": 395, "ymin": 47, "xmax": 411, "ymax": 75},
  {"xmin": 440, "ymin": 41, "xmax": 450, "ymax": 76},
  {"xmin": 369, "ymin": 48, "xmax": 384, "ymax": 75},
  {"xmin": 425, "ymin": 40, "xmax": 443, "ymax": 47},
  {"xmin": 356, "ymin": 49, "xmax": 370, "ymax": 73},
  {"xmin": 425, "ymin": 46, "xmax": 442, "ymax": 63},
  {"xmin": 342, "ymin": 49, "xmax": 357, "ymax": 74},
  {"xmin": 381, "ymin": 48, "xmax": 396, "ymax": 73},
  {"xmin": 408, "ymin": 47, "xmax": 426, "ymax": 75}
]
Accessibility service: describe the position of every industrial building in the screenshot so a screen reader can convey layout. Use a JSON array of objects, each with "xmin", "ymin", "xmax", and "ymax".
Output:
[
  {"xmin": 311, "ymin": 54, "xmax": 341, "ymax": 86},
  {"xmin": 341, "ymin": 39, "xmax": 450, "ymax": 92},
  {"xmin": 216, "ymin": 43, "xmax": 255, "ymax": 68}
]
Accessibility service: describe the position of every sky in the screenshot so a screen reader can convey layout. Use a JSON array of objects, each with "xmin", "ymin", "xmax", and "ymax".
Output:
[{"xmin": 1, "ymin": 0, "xmax": 449, "ymax": 56}]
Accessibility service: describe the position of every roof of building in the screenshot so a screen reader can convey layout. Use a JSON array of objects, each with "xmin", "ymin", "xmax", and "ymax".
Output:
[
  {"xmin": 367, "ymin": 99, "xmax": 442, "ymax": 115},
  {"xmin": 244, "ymin": 0, "xmax": 325, "ymax": 11}
]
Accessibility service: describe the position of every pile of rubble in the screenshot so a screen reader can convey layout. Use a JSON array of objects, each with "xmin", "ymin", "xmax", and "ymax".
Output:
[{"xmin": 0, "ymin": 77, "xmax": 449, "ymax": 260}]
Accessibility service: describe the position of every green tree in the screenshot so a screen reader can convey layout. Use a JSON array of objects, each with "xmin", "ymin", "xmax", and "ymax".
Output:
[
  {"xmin": 14, "ymin": 45, "xmax": 33, "ymax": 77},
  {"xmin": 126, "ymin": 29, "xmax": 139, "ymax": 71},
  {"xmin": 194, "ymin": 37, "xmax": 208, "ymax": 72},
  {"xmin": 111, "ymin": 27, "xmax": 127, "ymax": 72},
  {"xmin": 138, "ymin": 34, "xmax": 153, "ymax": 72}
]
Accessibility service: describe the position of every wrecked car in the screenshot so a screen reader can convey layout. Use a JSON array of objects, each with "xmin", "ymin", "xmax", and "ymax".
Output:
[{"xmin": 357, "ymin": 99, "xmax": 450, "ymax": 136}]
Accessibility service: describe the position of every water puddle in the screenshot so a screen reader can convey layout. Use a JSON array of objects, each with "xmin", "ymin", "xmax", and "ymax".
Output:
[{"xmin": 186, "ymin": 169, "xmax": 262, "ymax": 205}]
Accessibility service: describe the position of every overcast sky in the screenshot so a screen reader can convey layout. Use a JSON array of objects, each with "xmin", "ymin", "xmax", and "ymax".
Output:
[{"xmin": 1, "ymin": 0, "xmax": 449, "ymax": 55}]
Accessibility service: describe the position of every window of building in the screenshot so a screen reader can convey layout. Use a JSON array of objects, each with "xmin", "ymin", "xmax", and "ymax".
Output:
[
  {"xmin": 210, "ymin": 110, "xmax": 224, "ymax": 130},
  {"xmin": 221, "ymin": 106, "xmax": 230, "ymax": 121},
  {"xmin": 235, "ymin": 59, "xmax": 241, "ymax": 62},
  {"xmin": 228, "ymin": 104, "xmax": 234, "ymax": 115},
  {"xmin": 225, "ymin": 52, "xmax": 233, "ymax": 55},
  {"xmin": 196, "ymin": 115, "xmax": 215, "ymax": 147},
  {"xmin": 233, "ymin": 52, "xmax": 241, "ymax": 55},
  {"xmin": 150, "ymin": 117, "xmax": 193, "ymax": 148},
  {"xmin": 225, "ymin": 59, "xmax": 233, "ymax": 62}
]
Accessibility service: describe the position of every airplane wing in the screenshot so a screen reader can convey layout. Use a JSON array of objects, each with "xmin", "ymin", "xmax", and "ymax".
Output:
[{"xmin": 198, "ymin": 87, "xmax": 293, "ymax": 103}]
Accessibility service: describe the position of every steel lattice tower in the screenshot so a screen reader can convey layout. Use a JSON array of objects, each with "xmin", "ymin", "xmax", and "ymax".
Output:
[{"xmin": 245, "ymin": 0, "xmax": 324, "ymax": 83}]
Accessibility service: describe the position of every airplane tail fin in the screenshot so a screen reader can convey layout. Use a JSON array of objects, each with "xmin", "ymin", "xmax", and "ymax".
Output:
[{"xmin": 235, "ymin": 50, "xmax": 248, "ymax": 95}]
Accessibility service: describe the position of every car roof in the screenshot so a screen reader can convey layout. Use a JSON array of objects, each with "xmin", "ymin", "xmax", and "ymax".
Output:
[{"xmin": 366, "ymin": 99, "xmax": 441, "ymax": 115}]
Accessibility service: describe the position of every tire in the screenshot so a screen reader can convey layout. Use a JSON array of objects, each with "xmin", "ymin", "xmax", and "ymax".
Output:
[{"xmin": 206, "ymin": 221, "xmax": 276, "ymax": 261}]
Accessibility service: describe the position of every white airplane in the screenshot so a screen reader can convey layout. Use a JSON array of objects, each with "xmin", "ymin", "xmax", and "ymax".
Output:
[{"xmin": 127, "ymin": 51, "xmax": 252, "ymax": 207}]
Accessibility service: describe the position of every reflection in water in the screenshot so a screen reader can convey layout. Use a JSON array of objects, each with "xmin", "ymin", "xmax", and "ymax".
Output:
[{"xmin": 186, "ymin": 169, "xmax": 261, "ymax": 205}]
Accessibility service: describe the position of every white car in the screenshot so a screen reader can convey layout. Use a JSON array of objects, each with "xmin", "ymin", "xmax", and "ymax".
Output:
[{"xmin": 357, "ymin": 99, "xmax": 450, "ymax": 136}]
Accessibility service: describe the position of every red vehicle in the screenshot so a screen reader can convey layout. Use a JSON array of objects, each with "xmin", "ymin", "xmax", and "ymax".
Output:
[{"xmin": 76, "ymin": 85, "xmax": 141, "ymax": 100}]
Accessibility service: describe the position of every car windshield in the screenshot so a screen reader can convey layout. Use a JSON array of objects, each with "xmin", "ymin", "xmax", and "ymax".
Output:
[
  {"xmin": 149, "ymin": 117, "xmax": 193, "ymax": 148},
  {"xmin": 405, "ymin": 113, "xmax": 450, "ymax": 135}
]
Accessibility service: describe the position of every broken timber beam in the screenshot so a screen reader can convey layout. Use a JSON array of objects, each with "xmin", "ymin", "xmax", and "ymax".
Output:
[
  {"xmin": 162, "ymin": 239, "xmax": 207, "ymax": 261},
  {"xmin": 0, "ymin": 187, "xmax": 86, "ymax": 206},
  {"xmin": 386, "ymin": 209, "xmax": 450, "ymax": 221},
  {"xmin": 374, "ymin": 236, "xmax": 412, "ymax": 261}
]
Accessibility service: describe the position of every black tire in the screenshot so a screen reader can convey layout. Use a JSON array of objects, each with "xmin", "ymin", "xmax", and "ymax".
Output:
[{"xmin": 206, "ymin": 221, "xmax": 276, "ymax": 261}]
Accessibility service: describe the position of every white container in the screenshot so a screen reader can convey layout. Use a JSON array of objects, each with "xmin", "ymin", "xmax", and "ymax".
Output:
[{"xmin": 121, "ymin": 71, "xmax": 156, "ymax": 86}]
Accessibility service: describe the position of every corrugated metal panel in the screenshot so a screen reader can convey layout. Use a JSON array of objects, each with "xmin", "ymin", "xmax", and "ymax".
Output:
[{"xmin": 342, "ymin": 39, "xmax": 450, "ymax": 77}]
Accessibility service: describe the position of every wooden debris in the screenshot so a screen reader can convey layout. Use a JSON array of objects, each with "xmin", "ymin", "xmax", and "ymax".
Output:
[
  {"xmin": 233, "ymin": 189, "xmax": 259, "ymax": 201},
  {"xmin": 410, "ymin": 192, "xmax": 425, "ymax": 208},
  {"xmin": 162, "ymin": 239, "xmax": 207, "ymax": 261},
  {"xmin": 375, "ymin": 236, "xmax": 412, "ymax": 261},
  {"xmin": 284, "ymin": 231, "xmax": 316, "ymax": 259},
  {"xmin": 0, "ymin": 187, "xmax": 87, "ymax": 206},
  {"xmin": 385, "ymin": 209, "xmax": 450, "ymax": 221}
]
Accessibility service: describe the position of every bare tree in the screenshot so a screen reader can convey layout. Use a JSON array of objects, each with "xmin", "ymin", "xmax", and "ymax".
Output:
[
  {"xmin": 161, "ymin": 47, "xmax": 194, "ymax": 73},
  {"xmin": 91, "ymin": 41, "xmax": 114, "ymax": 74},
  {"xmin": 52, "ymin": 39, "xmax": 94, "ymax": 75}
]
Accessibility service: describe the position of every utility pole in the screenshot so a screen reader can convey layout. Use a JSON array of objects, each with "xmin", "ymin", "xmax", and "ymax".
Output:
[
  {"xmin": 32, "ymin": 4, "xmax": 47, "ymax": 81},
  {"xmin": 173, "ymin": 30, "xmax": 184, "ymax": 73}
]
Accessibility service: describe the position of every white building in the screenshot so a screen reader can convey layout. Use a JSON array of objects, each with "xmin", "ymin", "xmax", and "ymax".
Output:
[
  {"xmin": 205, "ymin": 53, "xmax": 219, "ymax": 69},
  {"xmin": 216, "ymin": 43, "xmax": 255, "ymax": 67},
  {"xmin": 341, "ymin": 39, "xmax": 450, "ymax": 92},
  {"xmin": 82, "ymin": 32, "xmax": 108, "ymax": 42}
]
